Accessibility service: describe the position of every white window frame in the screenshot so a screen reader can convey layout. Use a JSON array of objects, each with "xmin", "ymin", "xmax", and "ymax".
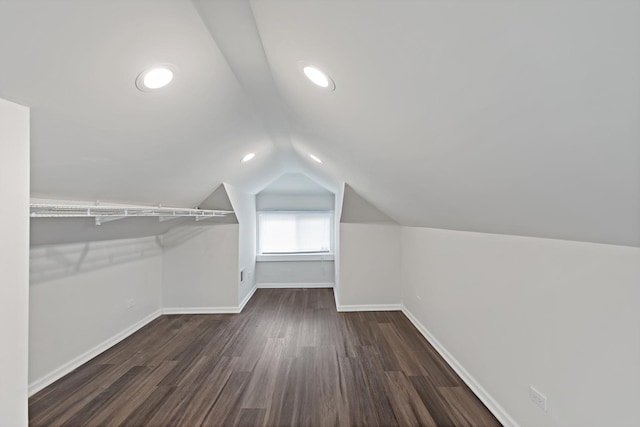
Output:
[{"xmin": 256, "ymin": 210, "xmax": 335, "ymax": 262}]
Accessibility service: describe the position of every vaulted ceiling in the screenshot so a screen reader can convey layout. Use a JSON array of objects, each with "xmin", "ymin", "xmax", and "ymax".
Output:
[{"xmin": 0, "ymin": 0, "xmax": 638, "ymax": 246}]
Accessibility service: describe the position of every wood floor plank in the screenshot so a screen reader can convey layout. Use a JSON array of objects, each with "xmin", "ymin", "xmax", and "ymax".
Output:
[
  {"xmin": 338, "ymin": 355, "xmax": 381, "ymax": 426},
  {"xmin": 30, "ymin": 382, "xmax": 106, "ymax": 427},
  {"xmin": 29, "ymin": 289, "xmax": 501, "ymax": 427},
  {"xmin": 379, "ymin": 322, "xmax": 426, "ymax": 376},
  {"xmin": 438, "ymin": 386, "xmax": 502, "ymax": 427},
  {"xmin": 384, "ymin": 371, "xmax": 438, "ymax": 427},
  {"xmin": 61, "ymin": 365, "xmax": 147, "ymax": 427},
  {"xmin": 29, "ymin": 363, "xmax": 111, "ymax": 423},
  {"xmin": 358, "ymin": 345, "xmax": 401, "ymax": 426},
  {"xmin": 153, "ymin": 356, "xmax": 236, "ymax": 427},
  {"xmin": 144, "ymin": 358, "xmax": 237, "ymax": 426},
  {"xmin": 418, "ymin": 351, "xmax": 462, "ymax": 388},
  {"xmin": 272, "ymin": 354, "xmax": 304, "ymax": 426},
  {"xmin": 410, "ymin": 374, "xmax": 461, "ymax": 427},
  {"xmin": 94, "ymin": 360, "xmax": 178, "ymax": 427},
  {"xmin": 241, "ymin": 337, "xmax": 285, "ymax": 409},
  {"xmin": 118, "ymin": 386, "xmax": 176, "ymax": 427},
  {"xmin": 235, "ymin": 408, "xmax": 267, "ymax": 427},
  {"xmin": 33, "ymin": 363, "xmax": 134, "ymax": 426},
  {"xmin": 200, "ymin": 370, "xmax": 252, "ymax": 426},
  {"xmin": 313, "ymin": 345, "xmax": 349, "ymax": 426}
]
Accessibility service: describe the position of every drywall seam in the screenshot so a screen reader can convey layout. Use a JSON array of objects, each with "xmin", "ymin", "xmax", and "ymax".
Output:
[
  {"xmin": 401, "ymin": 305, "xmax": 520, "ymax": 427},
  {"xmin": 28, "ymin": 309, "xmax": 162, "ymax": 397},
  {"xmin": 256, "ymin": 282, "xmax": 334, "ymax": 289},
  {"xmin": 336, "ymin": 304, "xmax": 402, "ymax": 312}
]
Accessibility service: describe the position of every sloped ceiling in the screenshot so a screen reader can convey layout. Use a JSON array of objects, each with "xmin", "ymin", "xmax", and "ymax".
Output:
[
  {"xmin": 0, "ymin": 0, "xmax": 638, "ymax": 246},
  {"xmin": 251, "ymin": 0, "xmax": 640, "ymax": 247},
  {"xmin": 0, "ymin": 0, "xmax": 289, "ymax": 205}
]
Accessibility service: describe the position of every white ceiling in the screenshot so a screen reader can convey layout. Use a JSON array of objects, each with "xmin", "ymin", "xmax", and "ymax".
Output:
[
  {"xmin": 0, "ymin": 0, "xmax": 289, "ymax": 205},
  {"xmin": 251, "ymin": 0, "xmax": 640, "ymax": 246},
  {"xmin": 1, "ymin": 0, "xmax": 638, "ymax": 246}
]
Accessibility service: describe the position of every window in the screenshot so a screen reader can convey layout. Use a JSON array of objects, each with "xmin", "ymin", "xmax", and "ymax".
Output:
[{"xmin": 257, "ymin": 211, "xmax": 333, "ymax": 257}]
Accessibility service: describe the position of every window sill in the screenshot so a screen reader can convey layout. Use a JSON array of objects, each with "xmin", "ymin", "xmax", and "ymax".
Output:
[{"xmin": 256, "ymin": 254, "xmax": 335, "ymax": 262}]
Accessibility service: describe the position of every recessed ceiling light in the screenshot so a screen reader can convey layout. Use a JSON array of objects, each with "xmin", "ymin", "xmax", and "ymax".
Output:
[
  {"xmin": 241, "ymin": 153, "xmax": 255, "ymax": 163},
  {"xmin": 136, "ymin": 64, "xmax": 176, "ymax": 92},
  {"xmin": 303, "ymin": 66, "xmax": 335, "ymax": 91},
  {"xmin": 309, "ymin": 154, "xmax": 323, "ymax": 164}
]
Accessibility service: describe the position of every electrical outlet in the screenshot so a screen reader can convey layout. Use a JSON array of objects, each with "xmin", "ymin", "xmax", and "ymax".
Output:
[
  {"xmin": 529, "ymin": 386, "xmax": 547, "ymax": 412},
  {"xmin": 126, "ymin": 298, "xmax": 135, "ymax": 309}
]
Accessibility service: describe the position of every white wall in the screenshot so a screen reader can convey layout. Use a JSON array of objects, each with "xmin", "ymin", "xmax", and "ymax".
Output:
[
  {"xmin": 0, "ymin": 98, "xmax": 29, "ymax": 426},
  {"xmin": 29, "ymin": 217, "xmax": 243, "ymax": 395},
  {"xmin": 224, "ymin": 183, "xmax": 257, "ymax": 304},
  {"xmin": 401, "ymin": 227, "xmax": 640, "ymax": 427},
  {"xmin": 162, "ymin": 224, "xmax": 239, "ymax": 310},
  {"xmin": 29, "ymin": 237, "xmax": 162, "ymax": 391},
  {"xmin": 333, "ymin": 183, "xmax": 344, "ymax": 301},
  {"xmin": 256, "ymin": 193, "xmax": 335, "ymax": 211},
  {"xmin": 338, "ymin": 223, "xmax": 401, "ymax": 308},
  {"xmin": 256, "ymin": 260, "xmax": 334, "ymax": 286}
]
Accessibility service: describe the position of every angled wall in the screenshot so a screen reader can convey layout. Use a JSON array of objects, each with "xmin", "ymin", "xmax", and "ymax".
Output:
[
  {"xmin": 401, "ymin": 227, "xmax": 640, "ymax": 427},
  {"xmin": 0, "ymin": 98, "xmax": 30, "ymax": 426},
  {"xmin": 337, "ymin": 184, "xmax": 401, "ymax": 310},
  {"xmin": 161, "ymin": 184, "xmax": 242, "ymax": 311},
  {"xmin": 335, "ymin": 181, "xmax": 640, "ymax": 426},
  {"xmin": 225, "ymin": 183, "xmax": 258, "ymax": 305}
]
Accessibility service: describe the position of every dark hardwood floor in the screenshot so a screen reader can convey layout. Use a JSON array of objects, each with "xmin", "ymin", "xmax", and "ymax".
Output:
[{"xmin": 29, "ymin": 289, "xmax": 500, "ymax": 426}]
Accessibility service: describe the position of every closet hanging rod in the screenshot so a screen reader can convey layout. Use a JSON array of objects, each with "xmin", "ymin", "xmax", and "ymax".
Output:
[{"xmin": 30, "ymin": 203, "xmax": 233, "ymax": 219}]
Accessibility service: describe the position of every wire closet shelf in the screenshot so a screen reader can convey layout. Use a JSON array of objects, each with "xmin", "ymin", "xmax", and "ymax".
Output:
[{"xmin": 30, "ymin": 203, "xmax": 233, "ymax": 225}]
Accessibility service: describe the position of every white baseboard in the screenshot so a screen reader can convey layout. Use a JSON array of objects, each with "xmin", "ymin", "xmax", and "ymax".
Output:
[
  {"xmin": 336, "ymin": 303, "xmax": 402, "ymax": 312},
  {"xmin": 28, "ymin": 309, "xmax": 162, "ymax": 397},
  {"xmin": 162, "ymin": 306, "xmax": 242, "ymax": 314},
  {"xmin": 256, "ymin": 282, "xmax": 334, "ymax": 289},
  {"xmin": 164, "ymin": 285, "xmax": 259, "ymax": 315},
  {"xmin": 401, "ymin": 306, "xmax": 519, "ymax": 427},
  {"xmin": 238, "ymin": 285, "xmax": 257, "ymax": 311}
]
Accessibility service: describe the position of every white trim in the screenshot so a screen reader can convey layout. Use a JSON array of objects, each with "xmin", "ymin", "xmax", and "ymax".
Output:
[
  {"xmin": 256, "ymin": 254, "xmax": 334, "ymax": 262},
  {"xmin": 162, "ymin": 306, "xmax": 242, "ymax": 315},
  {"xmin": 238, "ymin": 285, "xmax": 258, "ymax": 311},
  {"xmin": 333, "ymin": 287, "xmax": 340, "ymax": 309},
  {"xmin": 336, "ymin": 303, "xmax": 402, "ymax": 312},
  {"xmin": 28, "ymin": 309, "xmax": 162, "ymax": 397},
  {"xmin": 256, "ymin": 282, "xmax": 334, "ymax": 289},
  {"xmin": 164, "ymin": 285, "xmax": 259, "ymax": 315},
  {"xmin": 401, "ymin": 305, "xmax": 520, "ymax": 427}
]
